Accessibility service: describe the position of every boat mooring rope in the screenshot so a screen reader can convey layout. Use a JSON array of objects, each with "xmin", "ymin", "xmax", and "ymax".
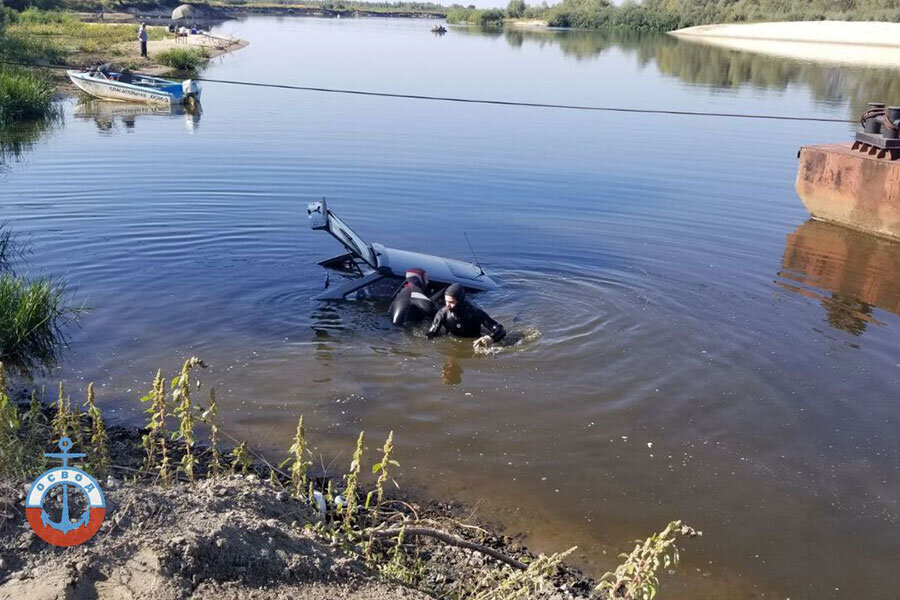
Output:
[{"xmin": 1, "ymin": 58, "xmax": 856, "ymax": 123}]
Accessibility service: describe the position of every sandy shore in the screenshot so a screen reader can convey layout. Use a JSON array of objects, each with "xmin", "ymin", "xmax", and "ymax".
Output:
[
  {"xmin": 138, "ymin": 32, "xmax": 248, "ymax": 76},
  {"xmin": 54, "ymin": 28, "xmax": 247, "ymax": 94},
  {"xmin": 670, "ymin": 21, "xmax": 900, "ymax": 68}
]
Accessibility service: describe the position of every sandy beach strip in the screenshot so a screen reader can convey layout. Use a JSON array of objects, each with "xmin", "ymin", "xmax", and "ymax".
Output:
[{"xmin": 669, "ymin": 21, "xmax": 900, "ymax": 68}]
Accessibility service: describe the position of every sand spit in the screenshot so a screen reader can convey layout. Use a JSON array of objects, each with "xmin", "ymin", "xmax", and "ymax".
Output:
[{"xmin": 670, "ymin": 21, "xmax": 900, "ymax": 68}]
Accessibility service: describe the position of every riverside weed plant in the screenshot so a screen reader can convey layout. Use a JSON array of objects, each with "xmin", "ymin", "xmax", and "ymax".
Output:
[
  {"xmin": 596, "ymin": 520, "xmax": 701, "ymax": 599},
  {"xmin": 85, "ymin": 382, "xmax": 109, "ymax": 480},
  {"xmin": 23, "ymin": 390, "xmax": 46, "ymax": 475},
  {"xmin": 201, "ymin": 387, "xmax": 221, "ymax": 479},
  {"xmin": 140, "ymin": 369, "xmax": 172, "ymax": 484},
  {"xmin": 51, "ymin": 381, "xmax": 67, "ymax": 439},
  {"xmin": 372, "ymin": 430, "xmax": 397, "ymax": 519},
  {"xmin": 473, "ymin": 546, "xmax": 577, "ymax": 600},
  {"xmin": 0, "ymin": 362, "xmax": 22, "ymax": 480},
  {"xmin": 343, "ymin": 430, "xmax": 365, "ymax": 527},
  {"xmin": 172, "ymin": 357, "xmax": 206, "ymax": 482},
  {"xmin": 231, "ymin": 441, "xmax": 251, "ymax": 475},
  {"xmin": 280, "ymin": 413, "xmax": 311, "ymax": 499}
]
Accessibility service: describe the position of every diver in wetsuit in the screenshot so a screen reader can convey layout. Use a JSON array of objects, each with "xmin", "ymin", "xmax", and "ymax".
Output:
[
  {"xmin": 426, "ymin": 283, "xmax": 505, "ymax": 349},
  {"xmin": 389, "ymin": 268, "xmax": 438, "ymax": 325}
]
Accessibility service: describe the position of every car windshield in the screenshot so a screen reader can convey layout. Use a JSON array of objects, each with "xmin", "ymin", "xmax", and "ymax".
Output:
[{"xmin": 329, "ymin": 213, "xmax": 375, "ymax": 267}]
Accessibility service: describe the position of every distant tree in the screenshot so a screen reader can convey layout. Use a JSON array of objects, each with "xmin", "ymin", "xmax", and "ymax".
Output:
[
  {"xmin": 0, "ymin": 4, "xmax": 16, "ymax": 31},
  {"xmin": 507, "ymin": 0, "xmax": 526, "ymax": 18}
]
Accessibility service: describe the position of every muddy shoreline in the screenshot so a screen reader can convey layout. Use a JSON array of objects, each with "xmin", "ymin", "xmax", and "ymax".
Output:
[{"xmin": 0, "ymin": 396, "xmax": 595, "ymax": 599}]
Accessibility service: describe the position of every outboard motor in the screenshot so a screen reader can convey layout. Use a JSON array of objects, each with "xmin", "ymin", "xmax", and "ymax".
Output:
[
  {"xmin": 181, "ymin": 79, "xmax": 201, "ymax": 105},
  {"xmin": 390, "ymin": 268, "xmax": 436, "ymax": 325}
]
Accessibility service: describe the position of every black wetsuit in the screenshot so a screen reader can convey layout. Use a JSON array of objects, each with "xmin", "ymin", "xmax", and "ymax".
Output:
[{"xmin": 426, "ymin": 284, "xmax": 505, "ymax": 342}]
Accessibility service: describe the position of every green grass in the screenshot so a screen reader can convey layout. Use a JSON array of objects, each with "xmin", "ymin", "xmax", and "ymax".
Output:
[
  {"xmin": 0, "ymin": 272, "xmax": 77, "ymax": 375},
  {"xmin": 17, "ymin": 7, "xmax": 75, "ymax": 24},
  {"xmin": 0, "ymin": 66, "xmax": 55, "ymax": 128},
  {"xmin": 155, "ymin": 47, "xmax": 208, "ymax": 71},
  {"xmin": 1, "ymin": 11, "xmax": 168, "ymax": 67}
]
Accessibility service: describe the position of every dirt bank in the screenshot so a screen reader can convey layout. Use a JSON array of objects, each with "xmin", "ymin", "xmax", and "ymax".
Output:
[
  {"xmin": 0, "ymin": 477, "xmax": 430, "ymax": 600},
  {"xmin": 0, "ymin": 400, "xmax": 595, "ymax": 600},
  {"xmin": 670, "ymin": 21, "xmax": 900, "ymax": 67}
]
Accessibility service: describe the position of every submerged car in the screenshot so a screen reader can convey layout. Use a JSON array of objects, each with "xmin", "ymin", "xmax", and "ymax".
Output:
[{"xmin": 307, "ymin": 199, "xmax": 497, "ymax": 306}]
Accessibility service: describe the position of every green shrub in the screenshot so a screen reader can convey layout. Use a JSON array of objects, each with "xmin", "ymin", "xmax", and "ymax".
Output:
[
  {"xmin": 0, "ymin": 33, "xmax": 68, "ymax": 65},
  {"xmin": 17, "ymin": 7, "xmax": 74, "ymax": 23},
  {"xmin": 475, "ymin": 8, "xmax": 505, "ymax": 26},
  {"xmin": 0, "ymin": 5, "xmax": 17, "ymax": 32},
  {"xmin": 446, "ymin": 6, "xmax": 475, "ymax": 23},
  {"xmin": 507, "ymin": 0, "xmax": 525, "ymax": 18},
  {"xmin": 155, "ymin": 47, "xmax": 208, "ymax": 70},
  {"xmin": 0, "ymin": 67, "xmax": 55, "ymax": 127}
]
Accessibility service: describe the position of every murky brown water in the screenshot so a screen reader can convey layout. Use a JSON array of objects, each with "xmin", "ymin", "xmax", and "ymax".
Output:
[{"xmin": 4, "ymin": 18, "xmax": 900, "ymax": 599}]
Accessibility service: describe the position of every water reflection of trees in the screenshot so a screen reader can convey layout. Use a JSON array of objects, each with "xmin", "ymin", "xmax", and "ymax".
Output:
[
  {"xmin": 0, "ymin": 117, "xmax": 54, "ymax": 167},
  {"xmin": 496, "ymin": 28, "xmax": 900, "ymax": 118}
]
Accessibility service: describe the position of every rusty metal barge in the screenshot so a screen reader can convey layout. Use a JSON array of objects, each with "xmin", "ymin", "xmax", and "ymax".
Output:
[{"xmin": 795, "ymin": 103, "xmax": 900, "ymax": 241}]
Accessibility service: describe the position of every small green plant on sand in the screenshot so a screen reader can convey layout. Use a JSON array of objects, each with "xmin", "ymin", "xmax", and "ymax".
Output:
[
  {"xmin": 343, "ymin": 430, "xmax": 364, "ymax": 527},
  {"xmin": 280, "ymin": 413, "xmax": 311, "ymax": 499},
  {"xmin": 231, "ymin": 441, "xmax": 251, "ymax": 476},
  {"xmin": 596, "ymin": 520, "xmax": 701, "ymax": 600}
]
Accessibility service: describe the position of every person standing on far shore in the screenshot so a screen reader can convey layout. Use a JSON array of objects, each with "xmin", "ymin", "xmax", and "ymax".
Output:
[{"xmin": 139, "ymin": 22, "xmax": 149, "ymax": 58}]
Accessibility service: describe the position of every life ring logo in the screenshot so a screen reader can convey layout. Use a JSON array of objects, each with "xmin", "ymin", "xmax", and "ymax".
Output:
[{"xmin": 25, "ymin": 437, "xmax": 106, "ymax": 547}]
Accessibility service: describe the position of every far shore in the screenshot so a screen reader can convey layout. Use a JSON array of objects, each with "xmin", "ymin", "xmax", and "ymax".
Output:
[
  {"xmin": 670, "ymin": 21, "xmax": 900, "ymax": 68},
  {"xmin": 51, "ymin": 15, "xmax": 248, "ymax": 94}
]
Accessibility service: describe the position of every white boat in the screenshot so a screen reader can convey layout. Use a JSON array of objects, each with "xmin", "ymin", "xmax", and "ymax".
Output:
[{"xmin": 67, "ymin": 66, "xmax": 201, "ymax": 106}]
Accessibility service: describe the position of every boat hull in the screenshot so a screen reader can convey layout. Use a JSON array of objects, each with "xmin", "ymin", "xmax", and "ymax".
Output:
[{"xmin": 67, "ymin": 71, "xmax": 194, "ymax": 106}]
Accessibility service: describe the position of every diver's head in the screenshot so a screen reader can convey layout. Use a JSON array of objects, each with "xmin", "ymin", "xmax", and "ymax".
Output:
[
  {"xmin": 405, "ymin": 268, "xmax": 427, "ymax": 289},
  {"xmin": 445, "ymin": 284, "xmax": 466, "ymax": 314}
]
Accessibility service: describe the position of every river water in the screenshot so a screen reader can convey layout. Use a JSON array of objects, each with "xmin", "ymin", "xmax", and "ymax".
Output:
[{"xmin": 3, "ymin": 17, "xmax": 900, "ymax": 599}]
